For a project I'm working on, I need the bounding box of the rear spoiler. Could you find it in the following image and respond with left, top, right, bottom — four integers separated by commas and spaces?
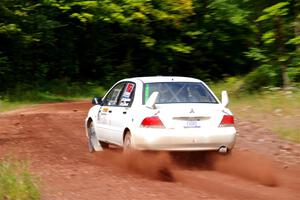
145, 92, 159, 109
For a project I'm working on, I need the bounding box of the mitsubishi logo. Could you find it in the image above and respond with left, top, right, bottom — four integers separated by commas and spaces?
190, 108, 195, 114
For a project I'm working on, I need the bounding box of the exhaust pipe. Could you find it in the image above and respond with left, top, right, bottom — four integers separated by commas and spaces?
218, 146, 228, 154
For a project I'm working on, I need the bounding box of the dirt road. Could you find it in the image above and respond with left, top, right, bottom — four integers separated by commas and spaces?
0, 101, 299, 200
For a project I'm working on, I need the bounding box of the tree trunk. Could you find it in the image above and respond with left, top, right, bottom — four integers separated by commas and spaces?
275, 17, 289, 88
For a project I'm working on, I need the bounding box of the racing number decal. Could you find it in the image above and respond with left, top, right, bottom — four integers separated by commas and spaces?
123, 83, 134, 98
120, 83, 135, 106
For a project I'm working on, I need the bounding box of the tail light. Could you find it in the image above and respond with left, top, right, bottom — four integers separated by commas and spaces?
141, 116, 165, 128
219, 115, 234, 127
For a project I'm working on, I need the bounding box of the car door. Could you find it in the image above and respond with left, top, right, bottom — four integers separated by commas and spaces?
108, 82, 136, 145
95, 82, 126, 143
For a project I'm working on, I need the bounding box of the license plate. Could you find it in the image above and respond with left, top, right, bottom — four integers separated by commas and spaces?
184, 121, 200, 128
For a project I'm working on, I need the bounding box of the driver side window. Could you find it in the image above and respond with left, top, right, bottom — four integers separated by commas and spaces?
103, 83, 125, 106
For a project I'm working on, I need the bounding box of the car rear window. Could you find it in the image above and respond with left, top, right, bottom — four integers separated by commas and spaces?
143, 82, 218, 104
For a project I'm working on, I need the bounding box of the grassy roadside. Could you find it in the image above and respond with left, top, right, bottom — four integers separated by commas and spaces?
0, 101, 34, 113
0, 81, 106, 112
230, 91, 300, 143
0, 159, 40, 199
210, 78, 300, 143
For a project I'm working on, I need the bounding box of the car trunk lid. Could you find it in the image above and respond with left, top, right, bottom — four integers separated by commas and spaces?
155, 104, 226, 129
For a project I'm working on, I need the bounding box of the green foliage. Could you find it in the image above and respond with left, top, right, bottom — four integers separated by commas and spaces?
249, 0, 299, 88
245, 48, 269, 62
0, 0, 299, 94
71, 12, 94, 23
256, 2, 290, 22
287, 66, 300, 82
166, 43, 194, 54
0, 159, 40, 200
262, 31, 275, 44
287, 36, 300, 45
0, 23, 21, 34
241, 64, 280, 92
207, 0, 250, 25
209, 76, 244, 97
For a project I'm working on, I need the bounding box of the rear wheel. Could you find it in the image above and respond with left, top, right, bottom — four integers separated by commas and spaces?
100, 141, 109, 149
123, 131, 133, 152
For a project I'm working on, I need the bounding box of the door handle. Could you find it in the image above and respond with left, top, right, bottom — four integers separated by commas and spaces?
108, 110, 112, 113
123, 111, 127, 114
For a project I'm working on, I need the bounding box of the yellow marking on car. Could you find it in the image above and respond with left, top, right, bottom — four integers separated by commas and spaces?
102, 107, 109, 112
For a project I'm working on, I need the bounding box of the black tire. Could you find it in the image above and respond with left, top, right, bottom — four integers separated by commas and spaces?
123, 131, 132, 152
100, 141, 109, 149
87, 121, 109, 152
87, 121, 96, 153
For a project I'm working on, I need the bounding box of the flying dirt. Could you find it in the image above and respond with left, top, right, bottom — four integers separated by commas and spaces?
0, 101, 299, 200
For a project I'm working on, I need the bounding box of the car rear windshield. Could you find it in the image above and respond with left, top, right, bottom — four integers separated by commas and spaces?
143, 82, 218, 104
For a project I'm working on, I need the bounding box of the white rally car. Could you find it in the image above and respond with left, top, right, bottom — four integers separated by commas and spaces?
85, 76, 236, 153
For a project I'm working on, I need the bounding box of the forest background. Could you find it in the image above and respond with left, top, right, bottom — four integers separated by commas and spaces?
0, 0, 299, 98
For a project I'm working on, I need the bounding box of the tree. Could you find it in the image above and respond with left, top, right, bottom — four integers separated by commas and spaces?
0, 0, 299, 94
246, 1, 300, 89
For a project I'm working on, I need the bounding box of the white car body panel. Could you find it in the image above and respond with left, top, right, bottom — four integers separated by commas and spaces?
130, 127, 236, 151
85, 76, 237, 152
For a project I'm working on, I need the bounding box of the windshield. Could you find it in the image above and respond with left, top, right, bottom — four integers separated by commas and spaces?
143, 82, 218, 104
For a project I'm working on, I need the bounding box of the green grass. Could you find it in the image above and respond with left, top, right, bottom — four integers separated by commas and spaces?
0, 101, 34, 113
0, 159, 40, 200
210, 78, 300, 143
0, 81, 106, 112
274, 128, 300, 143
230, 91, 300, 143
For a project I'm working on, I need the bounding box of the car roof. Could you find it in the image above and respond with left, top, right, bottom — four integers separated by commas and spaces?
121, 76, 202, 83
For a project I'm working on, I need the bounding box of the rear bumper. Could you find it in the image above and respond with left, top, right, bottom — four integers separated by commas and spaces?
130, 127, 236, 151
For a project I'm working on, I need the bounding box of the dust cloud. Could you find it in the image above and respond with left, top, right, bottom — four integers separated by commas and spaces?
212, 150, 279, 186
171, 150, 279, 187
95, 149, 279, 186
96, 150, 175, 182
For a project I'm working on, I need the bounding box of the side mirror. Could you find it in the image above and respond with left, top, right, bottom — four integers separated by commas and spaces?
92, 97, 102, 105
221, 90, 229, 107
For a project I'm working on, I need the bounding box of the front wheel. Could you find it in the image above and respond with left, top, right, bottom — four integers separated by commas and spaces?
87, 121, 108, 152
